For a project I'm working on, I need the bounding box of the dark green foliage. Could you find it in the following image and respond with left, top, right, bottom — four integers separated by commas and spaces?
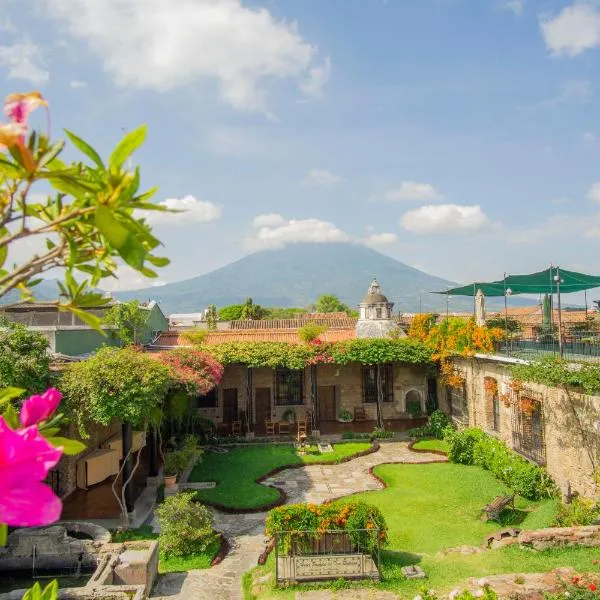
554, 497, 600, 527
155, 493, 218, 558
408, 409, 452, 439
0, 323, 51, 393
103, 300, 148, 345
315, 294, 351, 314
371, 427, 394, 439
485, 317, 522, 332
218, 304, 244, 321
406, 399, 422, 417
445, 428, 556, 500
511, 357, 600, 395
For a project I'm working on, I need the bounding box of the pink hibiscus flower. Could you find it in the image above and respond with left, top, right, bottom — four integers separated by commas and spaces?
0, 417, 63, 527
20, 388, 62, 427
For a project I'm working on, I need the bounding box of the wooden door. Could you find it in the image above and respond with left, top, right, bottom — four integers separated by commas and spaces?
318, 386, 336, 422
255, 388, 271, 434
222, 388, 238, 424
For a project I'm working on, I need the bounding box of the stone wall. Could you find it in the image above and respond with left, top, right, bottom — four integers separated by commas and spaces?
198, 362, 429, 428
446, 356, 600, 497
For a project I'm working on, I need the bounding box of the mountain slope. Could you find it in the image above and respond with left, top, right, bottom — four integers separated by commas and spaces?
113, 243, 509, 314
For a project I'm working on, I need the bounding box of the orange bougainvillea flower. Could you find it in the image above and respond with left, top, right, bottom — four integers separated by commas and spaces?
4, 91, 47, 126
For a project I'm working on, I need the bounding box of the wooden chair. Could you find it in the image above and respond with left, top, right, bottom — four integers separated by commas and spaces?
297, 420, 307, 437
278, 421, 291, 436
354, 406, 366, 422
231, 420, 242, 436
265, 420, 276, 436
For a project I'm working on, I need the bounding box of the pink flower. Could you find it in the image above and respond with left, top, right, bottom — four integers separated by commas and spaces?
4, 91, 47, 126
0, 417, 63, 526
20, 388, 62, 427
0, 121, 26, 152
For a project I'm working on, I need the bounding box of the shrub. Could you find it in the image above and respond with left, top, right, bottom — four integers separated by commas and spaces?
164, 450, 189, 477
406, 399, 422, 417
341, 431, 356, 439
545, 574, 600, 599
338, 409, 353, 422
445, 428, 556, 500
554, 497, 600, 527
409, 409, 452, 439
266, 501, 388, 555
155, 493, 218, 558
179, 435, 202, 465
371, 427, 394, 439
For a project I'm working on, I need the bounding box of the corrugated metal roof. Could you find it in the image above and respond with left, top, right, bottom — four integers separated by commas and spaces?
154, 328, 356, 347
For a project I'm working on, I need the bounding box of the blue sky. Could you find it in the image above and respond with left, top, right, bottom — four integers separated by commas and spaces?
2, 0, 600, 302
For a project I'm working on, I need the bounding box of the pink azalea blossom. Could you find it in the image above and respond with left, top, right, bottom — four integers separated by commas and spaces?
20, 388, 62, 427
0, 416, 63, 527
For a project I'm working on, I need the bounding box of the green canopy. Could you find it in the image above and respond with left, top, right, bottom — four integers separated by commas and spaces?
435, 267, 600, 297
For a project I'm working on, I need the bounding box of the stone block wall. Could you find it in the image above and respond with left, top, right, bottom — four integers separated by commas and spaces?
447, 356, 600, 497
198, 362, 429, 428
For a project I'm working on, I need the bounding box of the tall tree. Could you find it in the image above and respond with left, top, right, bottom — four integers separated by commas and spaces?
205, 304, 218, 330
103, 300, 149, 345
241, 297, 266, 320
315, 294, 350, 314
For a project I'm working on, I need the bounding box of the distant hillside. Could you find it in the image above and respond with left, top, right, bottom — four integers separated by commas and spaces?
113, 243, 527, 315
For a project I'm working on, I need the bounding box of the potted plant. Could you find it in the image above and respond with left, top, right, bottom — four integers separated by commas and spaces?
164, 450, 187, 488
282, 408, 296, 423
338, 408, 353, 423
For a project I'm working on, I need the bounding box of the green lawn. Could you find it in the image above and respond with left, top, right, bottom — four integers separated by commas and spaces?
243, 462, 575, 599
111, 526, 220, 573
189, 442, 372, 510
412, 438, 449, 453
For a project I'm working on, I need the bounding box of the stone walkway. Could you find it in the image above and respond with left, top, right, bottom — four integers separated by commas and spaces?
151, 442, 446, 600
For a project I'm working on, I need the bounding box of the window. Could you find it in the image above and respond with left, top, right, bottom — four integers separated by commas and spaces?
362, 365, 394, 403
197, 387, 217, 408
275, 369, 304, 405
512, 393, 546, 465
405, 389, 423, 415
447, 385, 468, 425
492, 396, 500, 432
376, 307, 382, 319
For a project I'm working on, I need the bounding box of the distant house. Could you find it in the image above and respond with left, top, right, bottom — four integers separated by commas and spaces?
0, 300, 168, 357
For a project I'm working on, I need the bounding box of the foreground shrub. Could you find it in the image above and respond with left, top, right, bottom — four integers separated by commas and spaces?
445, 428, 555, 500
266, 501, 388, 554
155, 493, 218, 557
371, 427, 394, 439
554, 497, 600, 527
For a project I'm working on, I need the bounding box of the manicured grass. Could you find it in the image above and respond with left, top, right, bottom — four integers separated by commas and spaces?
189, 442, 372, 510
412, 438, 449, 453
111, 526, 219, 573
243, 462, 570, 599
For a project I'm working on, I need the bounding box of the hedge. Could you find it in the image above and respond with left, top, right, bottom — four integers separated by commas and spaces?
444, 428, 556, 500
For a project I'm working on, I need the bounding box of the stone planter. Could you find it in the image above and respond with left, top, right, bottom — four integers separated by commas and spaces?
164, 474, 177, 488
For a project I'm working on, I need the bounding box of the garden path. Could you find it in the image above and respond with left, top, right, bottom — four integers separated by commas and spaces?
150, 441, 446, 600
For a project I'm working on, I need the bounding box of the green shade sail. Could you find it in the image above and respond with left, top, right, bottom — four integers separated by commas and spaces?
435, 267, 600, 297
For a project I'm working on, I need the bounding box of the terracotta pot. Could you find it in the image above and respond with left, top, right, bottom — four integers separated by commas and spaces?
164, 474, 177, 488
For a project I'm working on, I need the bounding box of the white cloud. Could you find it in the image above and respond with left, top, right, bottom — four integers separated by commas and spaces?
45, 0, 330, 111
586, 182, 600, 203
300, 57, 332, 98
400, 204, 488, 234
143, 195, 221, 225
69, 79, 87, 89
552, 196, 572, 205
540, 4, 600, 57
253, 213, 285, 227
0, 16, 16, 33
505, 0, 524, 16
249, 215, 350, 249
364, 232, 398, 246
376, 181, 443, 202
583, 131, 596, 142
304, 168, 341, 187
0, 41, 49, 85
505, 211, 600, 243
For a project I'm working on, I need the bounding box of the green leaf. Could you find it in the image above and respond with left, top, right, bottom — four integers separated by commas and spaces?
41, 580, 59, 600
119, 235, 147, 270
110, 124, 147, 170
2, 403, 19, 429
133, 186, 158, 203
95, 206, 129, 247
48, 175, 95, 197
0, 155, 23, 178
0, 227, 7, 269
46, 437, 86, 456
37, 140, 65, 170
147, 255, 170, 268
40, 427, 60, 437
0, 523, 6, 546
64, 129, 105, 170
64, 306, 107, 334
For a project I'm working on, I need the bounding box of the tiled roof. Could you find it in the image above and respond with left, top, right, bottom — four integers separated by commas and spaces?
153, 328, 356, 347
230, 316, 357, 330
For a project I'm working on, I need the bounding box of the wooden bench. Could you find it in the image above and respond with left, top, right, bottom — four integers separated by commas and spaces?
482, 493, 515, 522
